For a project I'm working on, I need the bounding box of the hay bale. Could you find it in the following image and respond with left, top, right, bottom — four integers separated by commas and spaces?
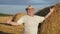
0, 23, 24, 34
0, 13, 25, 34
0, 16, 13, 23
40, 3, 60, 34
12, 13, 25, 22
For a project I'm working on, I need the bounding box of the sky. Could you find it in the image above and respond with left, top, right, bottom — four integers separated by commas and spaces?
0, 0, 60, 5
0, 0, 60, 14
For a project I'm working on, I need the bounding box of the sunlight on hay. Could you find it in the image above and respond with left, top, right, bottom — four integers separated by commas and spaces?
12, 13, 25, 22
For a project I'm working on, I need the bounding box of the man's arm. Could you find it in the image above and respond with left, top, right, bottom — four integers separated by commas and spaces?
7, 19, 20, 26
45, 8, 55, 19
7, 16, 24, 26
9, 22, 20, 26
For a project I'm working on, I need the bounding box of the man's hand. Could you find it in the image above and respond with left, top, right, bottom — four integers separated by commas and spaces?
45, 7, 55, 19
50, 7, 55, 12
7, 19, 12, 24
6, 19, 19, 26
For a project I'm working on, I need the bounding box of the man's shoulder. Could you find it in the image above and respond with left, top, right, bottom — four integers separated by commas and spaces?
21, 15, 28, 18
34, 15, 45, 19
34, 15, 44, 18
34, 15, 45, 22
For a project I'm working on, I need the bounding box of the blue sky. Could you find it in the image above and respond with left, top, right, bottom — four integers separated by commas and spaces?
0, 0, 60, 14
0, 0, 60, 5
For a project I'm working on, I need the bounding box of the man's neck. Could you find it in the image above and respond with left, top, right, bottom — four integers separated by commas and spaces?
28, 14, 34, 17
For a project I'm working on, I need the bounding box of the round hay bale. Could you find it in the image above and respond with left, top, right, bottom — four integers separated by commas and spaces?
40, 3, 60, 34
12, 13, 25, 22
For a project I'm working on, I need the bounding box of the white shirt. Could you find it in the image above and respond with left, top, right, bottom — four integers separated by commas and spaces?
17, 15, 45, 34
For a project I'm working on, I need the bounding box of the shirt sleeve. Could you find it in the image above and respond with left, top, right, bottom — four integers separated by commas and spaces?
38, 16, 45, 23
17, 17, 24, 24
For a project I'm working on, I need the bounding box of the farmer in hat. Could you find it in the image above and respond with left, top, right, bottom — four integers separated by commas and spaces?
7, 5, 55, 34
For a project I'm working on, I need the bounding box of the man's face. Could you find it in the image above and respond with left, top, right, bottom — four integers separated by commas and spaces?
27, 8, 34, 15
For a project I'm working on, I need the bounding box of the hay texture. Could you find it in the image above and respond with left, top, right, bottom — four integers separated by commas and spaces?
40, 3, 60, 34
12, 13, 25, 22
0, 13, 25, 34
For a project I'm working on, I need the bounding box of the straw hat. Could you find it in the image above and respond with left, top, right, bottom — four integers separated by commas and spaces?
25, 5, 34, 10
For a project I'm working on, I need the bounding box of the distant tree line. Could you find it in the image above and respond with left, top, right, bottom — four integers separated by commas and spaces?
0, 13, 13, 16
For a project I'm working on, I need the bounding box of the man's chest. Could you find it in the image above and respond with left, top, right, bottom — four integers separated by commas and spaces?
24, 17, 39, 26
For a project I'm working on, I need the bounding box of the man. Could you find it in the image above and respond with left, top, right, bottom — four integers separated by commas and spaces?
7, 5, 55, 34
